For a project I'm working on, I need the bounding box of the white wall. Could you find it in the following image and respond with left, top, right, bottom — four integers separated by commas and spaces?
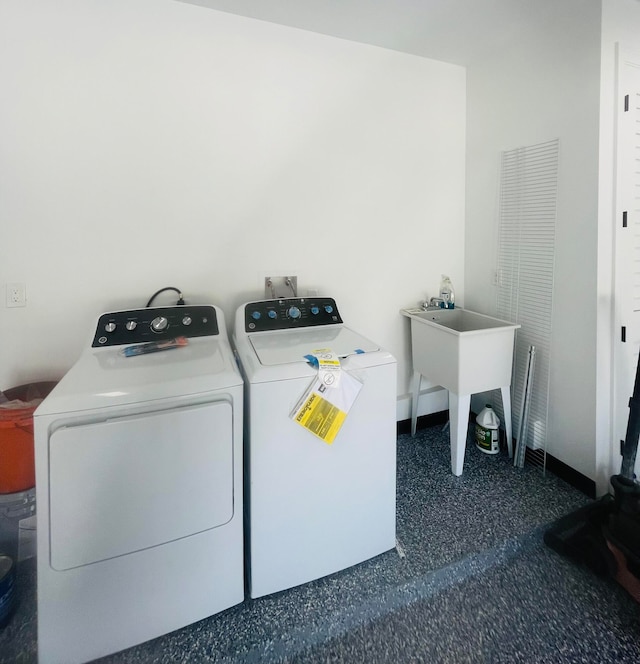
464, 1, 602, 481
0, 0, 465, 418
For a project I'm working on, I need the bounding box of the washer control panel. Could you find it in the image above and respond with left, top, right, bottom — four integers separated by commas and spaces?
92, 305, 219, 347
244, 297, 342, 332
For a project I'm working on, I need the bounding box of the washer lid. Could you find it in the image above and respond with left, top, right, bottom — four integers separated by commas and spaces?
249, 326, 379, 366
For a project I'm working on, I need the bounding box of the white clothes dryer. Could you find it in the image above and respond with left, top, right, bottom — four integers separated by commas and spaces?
234, 297, 397, 599
34, 305, 243, 664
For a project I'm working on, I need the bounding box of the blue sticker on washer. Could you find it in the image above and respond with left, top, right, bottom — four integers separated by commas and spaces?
304, 354, 319, 367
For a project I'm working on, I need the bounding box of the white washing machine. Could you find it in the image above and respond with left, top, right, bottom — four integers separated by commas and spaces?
234, 297, 397, 599
34, 305, 244, 664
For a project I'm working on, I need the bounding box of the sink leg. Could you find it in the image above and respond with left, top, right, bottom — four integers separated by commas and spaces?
449, 392, 471, 476
500, 385, 513, 458
410, 371, 421, 437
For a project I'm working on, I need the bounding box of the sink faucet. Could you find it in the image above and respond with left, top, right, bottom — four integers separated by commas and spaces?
422, 297, 444, 311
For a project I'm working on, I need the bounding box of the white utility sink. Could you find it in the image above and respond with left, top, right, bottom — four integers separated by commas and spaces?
401, 307, 520, 475
406, 308, 515, 333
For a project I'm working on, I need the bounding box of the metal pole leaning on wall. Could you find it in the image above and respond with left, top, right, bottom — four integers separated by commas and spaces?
514, 345, 536, 469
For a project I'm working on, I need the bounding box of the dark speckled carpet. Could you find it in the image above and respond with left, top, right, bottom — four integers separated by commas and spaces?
2, 424, 639, 663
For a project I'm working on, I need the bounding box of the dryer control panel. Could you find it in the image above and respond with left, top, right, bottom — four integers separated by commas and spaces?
92, 305, 219, 347
244, 297, 342, 332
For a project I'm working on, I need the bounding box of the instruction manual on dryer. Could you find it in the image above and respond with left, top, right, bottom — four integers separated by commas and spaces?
290, 350, 363, 444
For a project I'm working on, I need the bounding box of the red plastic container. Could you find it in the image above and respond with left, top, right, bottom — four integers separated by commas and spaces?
0, 382, 57, 494
0, 407, 37, 493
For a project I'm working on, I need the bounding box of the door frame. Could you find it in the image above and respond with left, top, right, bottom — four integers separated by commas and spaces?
611, 44, 640, 484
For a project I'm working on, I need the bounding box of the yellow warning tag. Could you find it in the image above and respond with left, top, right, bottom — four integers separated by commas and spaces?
291, 365, 363, 445
294, 390, 347, 445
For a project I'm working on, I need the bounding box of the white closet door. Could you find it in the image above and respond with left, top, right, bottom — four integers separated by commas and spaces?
614, 49, 640, 480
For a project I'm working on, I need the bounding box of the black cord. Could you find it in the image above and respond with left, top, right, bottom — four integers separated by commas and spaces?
145, 287, 185, 308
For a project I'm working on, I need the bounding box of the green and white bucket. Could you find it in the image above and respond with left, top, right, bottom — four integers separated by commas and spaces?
475, 404, 500, 455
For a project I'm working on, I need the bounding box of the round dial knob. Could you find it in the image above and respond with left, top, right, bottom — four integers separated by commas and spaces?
151, 316, 168, 332
310, 306, 320, 315
251, 311, 261, 320
126, 321, 137, 331
287, 306, 301, 319
267, 310, 277, 319
105, 322, 116, 333
182, 315, 192, 326
324, 305, 334, 314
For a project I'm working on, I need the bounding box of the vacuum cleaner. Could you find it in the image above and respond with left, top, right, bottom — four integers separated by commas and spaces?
544, 351, 640, 602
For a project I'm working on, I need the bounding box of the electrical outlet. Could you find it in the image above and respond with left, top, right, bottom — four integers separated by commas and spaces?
6, 282, 26, 308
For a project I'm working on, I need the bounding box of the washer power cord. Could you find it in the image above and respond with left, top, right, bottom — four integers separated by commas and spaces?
145, 287, 185, 308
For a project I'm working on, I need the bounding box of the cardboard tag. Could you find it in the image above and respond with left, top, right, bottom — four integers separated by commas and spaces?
291, 351, 362, 445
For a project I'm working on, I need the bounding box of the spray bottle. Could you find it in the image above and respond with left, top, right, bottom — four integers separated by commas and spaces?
439, 275, 455, 309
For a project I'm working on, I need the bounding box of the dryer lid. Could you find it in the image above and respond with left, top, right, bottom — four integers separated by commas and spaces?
249, 326, 379, 366
35, 336, 241, 415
